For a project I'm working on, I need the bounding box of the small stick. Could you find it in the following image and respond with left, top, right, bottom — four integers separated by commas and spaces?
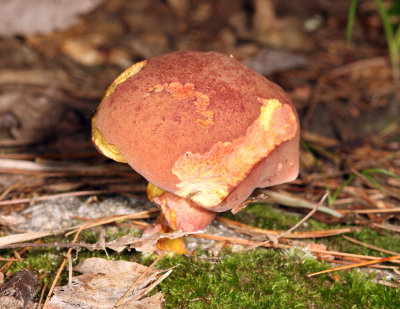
42, 228, 82, 308
307, 254, 400, 278
13, 250, 23, 262
66, 209, 159, 236
343, 235, 400, 256
0, 242, 97, 250
260, 189, 342, 217
323, 258, 399, 270
191, 233, 263, 247
0, 189, 140, 207
272, 192, 328, 238
0, 257, 19, 262
68, 254, 73, 285
0, 176, 35, 201
0, 241, 40, 273
216, 216, 354, 238
341, 208, 400, 214
130, 268, 173, 302
245, 192, 328, 250
370, 222, 400, 233
36, 282, 48, 309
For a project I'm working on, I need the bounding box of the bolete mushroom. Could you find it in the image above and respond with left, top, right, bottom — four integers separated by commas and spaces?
92, 50, 299, 234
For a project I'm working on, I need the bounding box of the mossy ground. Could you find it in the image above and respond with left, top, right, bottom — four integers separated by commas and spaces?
157, 249, 400, 309
1, 203, 400, 308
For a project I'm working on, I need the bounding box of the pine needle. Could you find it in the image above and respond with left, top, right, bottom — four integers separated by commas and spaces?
307, 254, 400, 277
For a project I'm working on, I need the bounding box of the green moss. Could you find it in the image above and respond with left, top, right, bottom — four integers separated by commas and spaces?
227, 203, 400, 256
1, 203, 399, 308
156, 249, 400, 308
222, 202, 339, 231
321, 228, 400, 259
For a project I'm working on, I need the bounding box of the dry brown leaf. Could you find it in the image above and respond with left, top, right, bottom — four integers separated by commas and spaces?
48, 257, 168, 309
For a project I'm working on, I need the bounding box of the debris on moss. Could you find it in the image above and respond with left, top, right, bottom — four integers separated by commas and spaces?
1, 202, 400, 308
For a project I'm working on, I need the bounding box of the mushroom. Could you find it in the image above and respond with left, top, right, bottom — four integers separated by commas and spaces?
92, 50, 299, 234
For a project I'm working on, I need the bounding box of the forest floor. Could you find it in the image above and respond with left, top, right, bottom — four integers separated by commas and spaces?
0, 0, 399, 308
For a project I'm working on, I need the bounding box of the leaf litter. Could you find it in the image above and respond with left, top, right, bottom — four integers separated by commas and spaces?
47, 257, 169, 309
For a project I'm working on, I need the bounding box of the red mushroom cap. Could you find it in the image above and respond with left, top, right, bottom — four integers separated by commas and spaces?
92, 50, 299, 212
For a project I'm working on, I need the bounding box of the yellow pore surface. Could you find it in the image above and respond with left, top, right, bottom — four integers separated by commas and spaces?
172, 98, 298, 208
147, 182, 166, 200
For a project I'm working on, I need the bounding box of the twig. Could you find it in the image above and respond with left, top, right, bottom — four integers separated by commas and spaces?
0, 189, 143, 207
370, 222, 400, 233
191, 233, 266, 247
308, 248, 400, 264
278, 192, 328, 238
66, 209, 159, 236
307, 254, 400, 278
0, 257, 19, 261
216, 216, 356, 238
260, 189, 342, 218
0, 239, 122, 251
245, 192, 328, 250
68, 255, 73, 285
0, 231, 66, 248
0, 241, 40, 273
0, 138, 41, 147
0, 152, 101, 160
377, 280, 400, 288
341, 207, 400, 214
343, 235, 400, 255
0, 158, 134, 176
0, 176, 36, 201
323, 258, 399, 269
13, 250, 23, 262
0, 209, 159, 248
130, 268, 173, 302
36, 282, 48, 309
43, 228, 82, 308
191, 233, 400, 263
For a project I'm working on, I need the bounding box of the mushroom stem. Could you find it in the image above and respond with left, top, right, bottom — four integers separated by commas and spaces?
147, 183, 216, 232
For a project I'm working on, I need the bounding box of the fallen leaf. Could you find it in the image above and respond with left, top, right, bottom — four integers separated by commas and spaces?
48, 257, 168, 309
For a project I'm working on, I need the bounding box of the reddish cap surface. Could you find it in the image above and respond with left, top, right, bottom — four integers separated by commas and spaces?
92, 50, 299, 211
